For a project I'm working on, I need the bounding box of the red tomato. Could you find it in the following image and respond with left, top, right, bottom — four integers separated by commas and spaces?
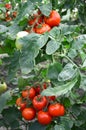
22, 90, 29, 98
44, 10, 61, 27
35, 86, 41, 95
5, 3, 12, 10
59, 104, 65, 116
22, 108, 36, 120
35, 23, 51, 34
22, 87, 36, 99
37, 111, 52, 125
32, 95, 47, 111
48, 96, 56, 101
16, 97, 26, 111
29, 87, 36, 99
43, 82, 47, 89
48, 103, 65, 117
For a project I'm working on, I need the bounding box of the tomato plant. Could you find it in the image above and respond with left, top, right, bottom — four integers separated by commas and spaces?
0, 0, 86, 130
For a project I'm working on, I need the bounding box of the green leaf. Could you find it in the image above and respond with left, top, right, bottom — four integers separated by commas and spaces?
46, 39, 61, 55
68, 48, 77, 59
29, 121, 47, 130
42, 78, 77, 96
8, 24, 23, 40
80, 74, 86, 91
82, 59, 86, 68
49, 27, 63, 41
2, 106, 21, 126
19, 34, 40, 74
58, 63, 78, 81
7, 51, 20, 81
79, 50, 86, 62
0, 90, 11, 113
60, 116, 73, 130
59, 24, 79, 35
39, 3, 52, 16
0, 25, 8, 34
37, 33, 48, 48
47, 62, 62, 80
54, 124, 65, 130
15, 1, 34, 24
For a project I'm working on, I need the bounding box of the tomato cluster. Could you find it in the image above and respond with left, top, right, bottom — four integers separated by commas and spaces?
16, 83, 65, 125
25, 10, 61, 34
4, 3, 17, 22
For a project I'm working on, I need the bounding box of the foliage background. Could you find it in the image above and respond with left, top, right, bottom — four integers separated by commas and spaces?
0, 0, 86, 130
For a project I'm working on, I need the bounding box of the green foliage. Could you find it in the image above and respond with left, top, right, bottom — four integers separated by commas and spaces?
0, 0, 86, 130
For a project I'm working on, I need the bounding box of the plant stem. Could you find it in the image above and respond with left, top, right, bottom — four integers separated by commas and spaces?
63, 55, 79, 69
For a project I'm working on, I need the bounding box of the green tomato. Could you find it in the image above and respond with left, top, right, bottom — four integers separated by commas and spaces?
0, 82, 7, 94
15, 31, 28, 50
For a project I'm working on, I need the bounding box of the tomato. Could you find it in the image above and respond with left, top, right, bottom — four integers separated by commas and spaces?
22, 87, 36, 100
12, 11, 17, 17
22, 90, 29, 98
35, 86, 41, 95
28, 10, 43, 26
5, 17, 12, 21
48, 103, 65, 117
37, 111, 52, 125
59, 104, 65, 116
43, 82, 47, 89
29, 87, 36, 99
44, 10, 61, 27
35, 23, 51, 34
48, 96, 56, 101
16, 97, 26, 111
32, 95, 47, 111
22, 108, 36, 120
5, 3, 12, 10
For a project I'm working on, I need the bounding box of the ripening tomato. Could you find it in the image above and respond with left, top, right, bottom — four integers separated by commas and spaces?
29, 87, 36, 99
32, 95, 47, 111
22, 108, 36, 120
22, 87, 36, 100
5, 17, 12, 21
12, 11, 17, 17
22, 90, 29, 98
16, 97, 26, 111
35, 23, 51, 34
48, 103, 65, 117
44, 10, 61, 27
5, 3, 12, 10
37, 111, 52, 125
